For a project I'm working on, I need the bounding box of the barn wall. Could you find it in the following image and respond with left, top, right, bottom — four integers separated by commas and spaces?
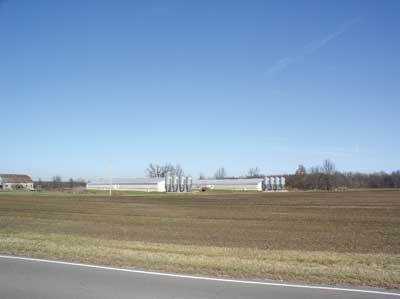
197, 184, 261, 191
87, 183, 161, 192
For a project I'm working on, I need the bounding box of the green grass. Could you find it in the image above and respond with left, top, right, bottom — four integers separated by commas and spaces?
0, 190, 399, 289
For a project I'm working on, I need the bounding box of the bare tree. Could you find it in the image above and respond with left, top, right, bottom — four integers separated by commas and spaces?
322, 159, 336, 175
36, 178, 42, 190
214, 167, 226, 179
308, 166, 323, 190
247, 167, 260, 177
162, 163, 175, 176
146, 163, 185, 177
174, 164, 184, 177
393, 171, 400, 188
146, 163, 164, 177
52, 175, 62, 189
295, 165, 306, 175
310, 166, 321, 174
321, 159, 336, 191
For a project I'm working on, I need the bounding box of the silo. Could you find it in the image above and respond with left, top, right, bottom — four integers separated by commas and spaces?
271, 177, 276, 191
281, 176, 286, 190
264, 177, 268, 191
165, 174, 172, 192
186, 176, 192, 192
276, 177, 282, 190
267, 177, 272, 191
172, 175, 179, 192
179, 176, 186, 192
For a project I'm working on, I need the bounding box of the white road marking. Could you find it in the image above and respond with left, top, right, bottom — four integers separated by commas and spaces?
0, 255, 399, 297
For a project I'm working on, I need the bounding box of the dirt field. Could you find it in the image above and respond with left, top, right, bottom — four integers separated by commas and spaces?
0, 190, 399, 289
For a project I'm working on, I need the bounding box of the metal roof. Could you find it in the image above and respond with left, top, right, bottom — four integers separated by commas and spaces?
88, 178, 165, 185
193, 178, 264, 185
0, 174, 33, 184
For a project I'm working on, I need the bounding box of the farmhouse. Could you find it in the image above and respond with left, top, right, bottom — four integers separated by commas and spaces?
0, 174, 34, 190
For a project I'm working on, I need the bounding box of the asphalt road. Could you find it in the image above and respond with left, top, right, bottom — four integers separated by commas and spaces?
0, 256, 399, 299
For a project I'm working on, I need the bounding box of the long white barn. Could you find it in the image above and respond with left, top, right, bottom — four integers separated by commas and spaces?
193, 177, 286, 191
87, 178, 166, 192
87, 176, 285, 192
193, 178, 264, 191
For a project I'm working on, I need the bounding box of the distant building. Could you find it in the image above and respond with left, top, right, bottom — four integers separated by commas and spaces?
87, 178, 167, 192
193, 177, 287, 191
87, 176, 193, 193
0, 174, 34, 190
87, 176, 288, 192
193, 178, 265, 191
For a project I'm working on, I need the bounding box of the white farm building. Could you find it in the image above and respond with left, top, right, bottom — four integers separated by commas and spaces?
193, 177, 286, 191
193, 178, 265, 191
0, 174, 34, 190
87, 178, 166, 192
86, 176, 285, 193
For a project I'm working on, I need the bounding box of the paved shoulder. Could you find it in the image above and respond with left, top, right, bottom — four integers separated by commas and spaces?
0, 256, 399, 299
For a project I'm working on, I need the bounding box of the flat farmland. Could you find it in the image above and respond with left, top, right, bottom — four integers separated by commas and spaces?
0, 190, 399, 289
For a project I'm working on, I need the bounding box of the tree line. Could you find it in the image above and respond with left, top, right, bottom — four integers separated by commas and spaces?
146, 163, 184, 178
146, 160, 400, 190
35, 176, 86, 190
286, 160, 400, 190
146, 163, 258, 180
33, 161, 400, 191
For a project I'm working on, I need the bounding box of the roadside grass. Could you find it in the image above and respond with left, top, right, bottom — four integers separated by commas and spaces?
1, 231, 399, 289
0, 191, 399, 289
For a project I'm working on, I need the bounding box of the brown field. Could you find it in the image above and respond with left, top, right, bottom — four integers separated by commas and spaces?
0, 190, 399, 289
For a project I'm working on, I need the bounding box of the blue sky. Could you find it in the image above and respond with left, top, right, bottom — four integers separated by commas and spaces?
0, 0, 399, 180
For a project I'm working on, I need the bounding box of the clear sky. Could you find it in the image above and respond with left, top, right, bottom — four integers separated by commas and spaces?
0, 0, 399, 180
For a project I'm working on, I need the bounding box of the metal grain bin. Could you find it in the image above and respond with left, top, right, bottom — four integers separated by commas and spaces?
281, 176, 286, 190
165, 174, 172, 192
172, 175, 179, 192
179, 176, 186, 192
186, 176, 192, 192
276, 177, 281, 190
